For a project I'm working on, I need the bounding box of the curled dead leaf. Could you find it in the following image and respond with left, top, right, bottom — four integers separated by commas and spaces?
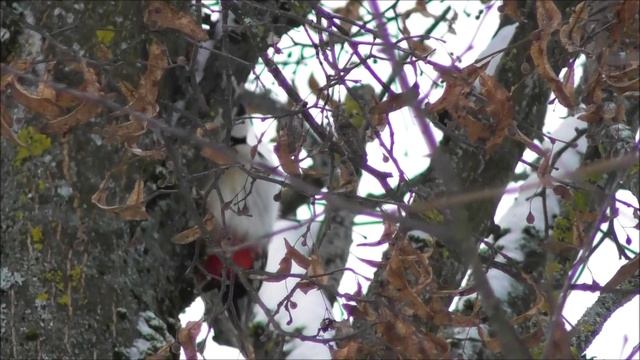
172, 214, 215, 244
332, 340, 361, 360
117, 80, 137, 104
427, 62, 484, 113
307, 254, 327, 285
285, 238, 310, 270
274, 127, 302, 176
177, 320, 203, 360
535, 151, 554, 188
1, 59, 30, 91
382, 242, 432, 320
333, 0, 361, 36
559, 2, 587, 53
604, 65, 640, 95
91, 177, 149, 221
264, 253, 292, 283
530, 1, 576, 109
401, 5, 434, 59
499, 0, 522, 22
477, 326, 502, 353
103, 119, 147, 144
335, 160, 358, 192
126, 142, 167, 160
611, 0, 640, 43
42, 62, 103, 134
1, 107, 25, 146
11, 82, 64, 120
144, 1, 208, 42
112, 39, 167, 125
372, 83, 419, 116
536, 1, 562, 32
308, 74, 339, 109
200, 144, 235, 165
478, 72, 513, 152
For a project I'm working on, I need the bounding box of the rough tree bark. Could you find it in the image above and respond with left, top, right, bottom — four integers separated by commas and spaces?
0, 1, 314, 359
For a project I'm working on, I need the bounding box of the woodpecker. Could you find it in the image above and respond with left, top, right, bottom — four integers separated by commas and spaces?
199, 117, 280, 312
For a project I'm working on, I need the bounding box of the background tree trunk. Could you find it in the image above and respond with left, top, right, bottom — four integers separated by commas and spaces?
1, 2, 195, 358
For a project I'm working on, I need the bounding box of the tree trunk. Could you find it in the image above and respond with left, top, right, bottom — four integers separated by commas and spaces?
1, 1, 314, 358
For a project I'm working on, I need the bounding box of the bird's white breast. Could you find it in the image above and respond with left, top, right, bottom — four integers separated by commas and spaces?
206, 145, 279, 245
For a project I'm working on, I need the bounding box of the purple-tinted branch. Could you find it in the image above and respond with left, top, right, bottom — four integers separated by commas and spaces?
627, 343, 640, 360
368, 0, 438, 154
314, 5, 389, 91
259, 53, 394, 192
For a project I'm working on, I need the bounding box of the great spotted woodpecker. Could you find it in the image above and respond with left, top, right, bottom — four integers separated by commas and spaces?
199, 117, 280, 311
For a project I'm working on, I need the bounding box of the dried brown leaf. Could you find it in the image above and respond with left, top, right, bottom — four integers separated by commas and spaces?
200, 144, 234, 165
117, 179, 150, 220
42, 63, 103, 134
536, 151, 554, 188
172, 214, 215, 244
307, 254, 327, 285
400, 22, 430, 58
577, 104, 602, 123
559, 2, 587, 53
113, 39, 167, 125
36, 78, 56, 101
1, 107, 24, 146
117, 80, 137, 104
413, 0, 435, 18
500, 0, 522, 22
274, 127, 301, 176
91, 177, 149, 221
562, 64, 576, 104
552, 184, 572, 200
611, 0, 640, 43
479, 72, 513, 152
177, 320, 203, 360
335, 160, 358, 192
454, 112, 491, 143
383, 245, 431, 320
372, 83, 419, 116
334, 0, 361, 36
428, 63, 483, 113
1, 59, 30, 91
530, 1, 576, 109
11, 82, 64, 120
144, 1, 208, 42
478, 326, 502, 353
126, 143, 167, 160
273, 255, 292, 278
530, 39, 576, 109
332, 340, 361, 360
536, 0, 562, 33
145, 343, 179, 360
297, 280, 317, 295
285, 238, 310, 270
95, 43, 113, 62
103, 120, 147, 144
308, 74, 339, 109
264, 244, 295, 283
605, 65, 640, 94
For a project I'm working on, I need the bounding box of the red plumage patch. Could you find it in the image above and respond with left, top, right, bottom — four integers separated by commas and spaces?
204, 248, 256, 279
